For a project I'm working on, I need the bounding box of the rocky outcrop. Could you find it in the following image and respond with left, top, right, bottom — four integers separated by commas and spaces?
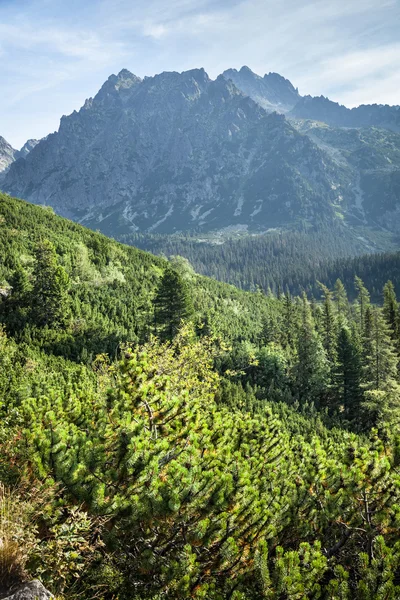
0, 581, 52, 600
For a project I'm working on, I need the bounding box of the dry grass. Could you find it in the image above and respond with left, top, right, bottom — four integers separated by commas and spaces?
0, 483, 37, 588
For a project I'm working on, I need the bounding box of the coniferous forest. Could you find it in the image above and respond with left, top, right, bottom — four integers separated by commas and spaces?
3, 192, 400, 599
121, 229, 400, 300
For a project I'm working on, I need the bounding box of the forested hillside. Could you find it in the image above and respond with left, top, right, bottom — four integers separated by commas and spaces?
2, 193, 400, 598
120, 226, 398, 297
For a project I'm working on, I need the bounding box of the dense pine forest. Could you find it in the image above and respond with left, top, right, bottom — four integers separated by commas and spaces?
122, 228, 400, 299
3, 192, 400, 598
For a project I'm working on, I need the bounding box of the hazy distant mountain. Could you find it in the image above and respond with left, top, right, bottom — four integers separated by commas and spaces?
290, 95, 400, 132
222, 67, 400, 133
2, 67, 400, 237
222, 66, 300, 113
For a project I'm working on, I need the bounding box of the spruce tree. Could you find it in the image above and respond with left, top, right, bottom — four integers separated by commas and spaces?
282, 291, 295, 349
0, 266, 31, 333
383, 281, 399, 345
363, 308, 398, 391
335, 326, 362, 420
154, 267, 194, 341
334, 278, 349, 323
32, 240, 70, 328
355, 276, 370, 332
362, 307, 400, 427
295, 295, 329, 406
319, 284, 338, 383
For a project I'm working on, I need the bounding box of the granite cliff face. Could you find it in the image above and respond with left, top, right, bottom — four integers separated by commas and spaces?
2, 67, 400, 235
18, 139, 40, 159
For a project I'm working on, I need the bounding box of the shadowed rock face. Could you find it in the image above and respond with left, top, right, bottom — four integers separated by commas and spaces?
0, 581, 52, 600
2, 67, 400, 236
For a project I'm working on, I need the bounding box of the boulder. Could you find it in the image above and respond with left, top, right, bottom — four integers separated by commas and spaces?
1, 581, 53, 600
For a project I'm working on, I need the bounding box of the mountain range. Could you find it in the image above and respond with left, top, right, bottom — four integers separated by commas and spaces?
1, 66, 400, 239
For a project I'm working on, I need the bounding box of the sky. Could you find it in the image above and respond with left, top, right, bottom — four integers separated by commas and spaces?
0, 0, 399, 148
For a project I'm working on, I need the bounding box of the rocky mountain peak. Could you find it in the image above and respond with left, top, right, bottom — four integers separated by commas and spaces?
222, 66, 299, 113
114, 69, 142, 91
93, 69, 142, 107
209, 74, 243, 100
3, 65, 400, 237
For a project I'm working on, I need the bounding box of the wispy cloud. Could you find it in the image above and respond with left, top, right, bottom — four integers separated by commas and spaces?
0, 0, 399, 147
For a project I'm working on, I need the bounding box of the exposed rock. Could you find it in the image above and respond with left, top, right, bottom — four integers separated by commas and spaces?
1, 68, 356, 235
0, 137, 17, 178
222, 66, 300, 113
1, 581, 53, 600
2, 67, 400, 236
0, 137, 41, 180
17, 140, 41, 159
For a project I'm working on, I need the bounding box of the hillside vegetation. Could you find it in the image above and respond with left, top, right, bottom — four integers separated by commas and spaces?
2, 193, 400, 598
120, 226, 399, 298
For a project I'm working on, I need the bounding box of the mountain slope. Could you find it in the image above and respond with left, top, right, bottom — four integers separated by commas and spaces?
0, 192, 276, 349
120, 224, 396, 295
2, 67, 400, 238
2, 69, 363, 236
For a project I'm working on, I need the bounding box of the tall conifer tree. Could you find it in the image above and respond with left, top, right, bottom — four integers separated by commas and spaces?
362, 307, 400, 427
334, 278, 349, 323
32, 240, 70, 328
336, 326, 362, 420
355, 276, 370, 332
383, 281, 399, 347
295, 295, 329, 406
154, 267, 194, 341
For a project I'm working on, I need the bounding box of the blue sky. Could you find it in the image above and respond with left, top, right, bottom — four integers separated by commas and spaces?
1, 0, 399, 148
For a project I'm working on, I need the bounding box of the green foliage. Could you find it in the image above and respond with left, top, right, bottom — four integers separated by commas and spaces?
31, 240, 71, 328
1, 194, 400, 598
120, 224, 393, 297
154, 267, 194, 341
